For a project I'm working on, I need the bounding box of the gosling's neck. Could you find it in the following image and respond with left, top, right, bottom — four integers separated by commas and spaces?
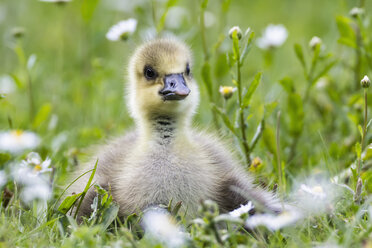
137, 113, 190, 146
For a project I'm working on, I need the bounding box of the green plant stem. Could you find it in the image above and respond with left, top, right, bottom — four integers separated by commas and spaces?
276, 111, 284, 201
358, 89, 368, 176
211, 222, 223, 245
26, 70, 34, 122
236, 56, 251, 165
354, 26, 362, 90
200, 2, 220, 130
200, 4, 209, 61
288, 52, 317, 163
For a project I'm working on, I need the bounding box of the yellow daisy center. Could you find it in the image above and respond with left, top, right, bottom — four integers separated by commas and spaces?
34, 165, 42, 171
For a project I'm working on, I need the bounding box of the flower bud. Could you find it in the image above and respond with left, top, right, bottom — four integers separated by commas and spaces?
361, 75, 370, 88
349, 7, 364, 18
309, 36, 322, 50
219, 86, 237, 100
354, 177, 363, 202
228, 26, 242, 40
11, 27, 25, 39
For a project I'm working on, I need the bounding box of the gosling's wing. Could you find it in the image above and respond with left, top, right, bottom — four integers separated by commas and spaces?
64, 131, 137, 218
191, 131, 280, 213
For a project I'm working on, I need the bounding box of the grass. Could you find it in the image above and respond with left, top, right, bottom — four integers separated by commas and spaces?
0, 0, 372, 247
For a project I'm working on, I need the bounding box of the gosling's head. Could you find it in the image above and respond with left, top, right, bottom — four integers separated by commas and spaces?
127, 39, 199, 123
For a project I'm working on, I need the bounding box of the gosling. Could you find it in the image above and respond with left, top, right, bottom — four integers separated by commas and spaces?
67, 38, 279, 218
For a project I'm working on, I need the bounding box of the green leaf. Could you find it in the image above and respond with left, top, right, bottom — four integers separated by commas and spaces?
157, 0, 178, 32
336, 16, 357, 48
264, 101, 278, 117
201, 62, 213, 97
311, 60, 337, 85
32, 103, 52, 129
294, 43, 307, 72
358, 125, 363, 138
58, 192, 83, 214
232, 33, 240, 61
200, 0, 208, 9
0, 153, 11, 167
74, 159, 99, 218
243, 72, 262, 108
250, 119, 265, 150
101, 203, 119, 230
94, 184, 107, 195
240, 31, 255, 65
212, 104, 237, 136
355, 142, 362, 158
287, 93, 304, 135
171, 201, 182, 216
279, 77, 295, 93
81, 0, 100, 22
263, 127, 277, 156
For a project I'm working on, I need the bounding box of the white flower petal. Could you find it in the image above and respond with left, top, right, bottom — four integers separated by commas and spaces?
229, 201, 254, 217
245, 208, 302, 231
106, 18, 137, 41
0, 75, 16, 94
0, 130, 41, 154
21, 183, 51, 203
142, 208, 186, 248
257, 24, 288, 50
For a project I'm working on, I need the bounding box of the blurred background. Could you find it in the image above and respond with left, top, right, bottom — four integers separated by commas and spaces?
0, 0, 371, 185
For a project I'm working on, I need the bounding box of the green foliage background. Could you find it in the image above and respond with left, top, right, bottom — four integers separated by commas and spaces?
0, 0, 372, 247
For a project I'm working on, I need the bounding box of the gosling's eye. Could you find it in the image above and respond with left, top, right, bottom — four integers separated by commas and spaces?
185, 63, 191, 76
144, 66, 157, 80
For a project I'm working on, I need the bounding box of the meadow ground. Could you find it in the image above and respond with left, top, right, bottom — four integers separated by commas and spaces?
0, 0, 371, 247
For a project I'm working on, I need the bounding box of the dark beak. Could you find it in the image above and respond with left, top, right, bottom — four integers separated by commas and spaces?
159, 73, 190, 101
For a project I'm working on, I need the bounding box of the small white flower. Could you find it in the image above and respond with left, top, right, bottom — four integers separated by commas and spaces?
293, 179, 340, 215
142, 208, 186, 248
361, 75, 370, 88
106, 18, 137, 41
229, 201, 254, 217
0, 170, 7, 188
219, 86, 237, 100
21, 183, 51, 203
245, 208, 302, 231
257, 24, 288, 50
228, 26, 242, 40
11, 163, 52, 203
0, 130, 41, 154
22, 152, 52, 175
300, 184, 327, 200
349, 7, 364, 18
0, 75, 16, 94
309, 36, 322, 49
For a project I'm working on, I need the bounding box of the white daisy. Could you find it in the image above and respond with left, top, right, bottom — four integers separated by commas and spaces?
245, 208, 302, 231
11, 163, 52, 203
299, 184, 326, 200
22, 152, 52, 175
0, 130, 41, 154
294, 179, 340, 215
142, 208, 186, 248
257, 24, 288, 50
106, 18, 137, 41
229, 201, 254, 218
0, 75, 16, 94
21, 182, 51, 203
